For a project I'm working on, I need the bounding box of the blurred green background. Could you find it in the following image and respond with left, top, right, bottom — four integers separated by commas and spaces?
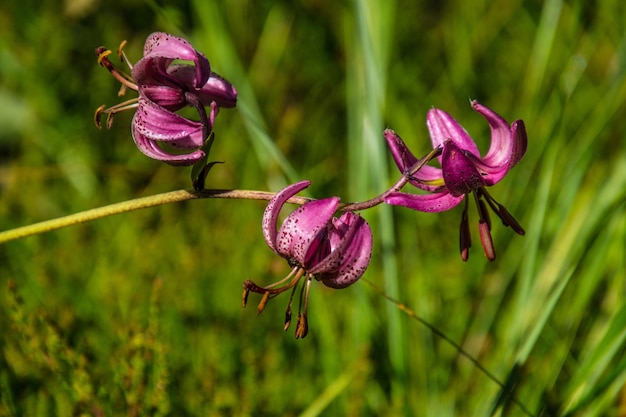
1, 0, 626, 416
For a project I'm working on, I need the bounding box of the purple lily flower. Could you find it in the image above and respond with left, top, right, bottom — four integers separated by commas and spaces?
243, 180, 373, 339
95, 32, 237, 166
132, 32, 237, 111
384, 100, 527, 261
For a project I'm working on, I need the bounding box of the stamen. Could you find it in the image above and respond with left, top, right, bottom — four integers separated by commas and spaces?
242, 268, 306, 318
117, 84, 128, 98
460, 197, 471, 262
477, 196, 492, 231
478, 221, 496, 261
283, 282, 300, 331
95, 47, 138, 91
242, 286, 250, 308
498, 205, 525, 235
284, 305, 292, 331
478, 188, 525, 235
93, 99, 139, 129
257, 292, 270, 314
96, 48, 112, 66
94, 105, 107, 128
294, 276, 312, 339
295, 313, 308, 339
264, 266, 301, 290
117, 40, 133, 69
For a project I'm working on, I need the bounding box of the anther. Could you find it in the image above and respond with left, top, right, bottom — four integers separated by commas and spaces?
94, 105, 106, 128
478, 220, 496, 261
295, 313, 308, 339
460, 198, 471, 262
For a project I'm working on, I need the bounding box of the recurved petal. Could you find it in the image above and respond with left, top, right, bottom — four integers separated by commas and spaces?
385, 190, 464, 213
474, 120, 528, 186
441, 140, 486, 196
384, 129, 443, 191
262, 180, 312, 254
472, 100, 517, 169
276, 197, 340, 264
165, 65, 238, 108
197, 73, 238, 108
509, 119, 527, 169
131, 121, 205, 166
384, 128, 418, 170
132, 98, 205, 148
427, 107, 480, 157
140, 32, 211, 88
131, 58, 169, 87
139, 85, 186, 110
317, 213, 373, 289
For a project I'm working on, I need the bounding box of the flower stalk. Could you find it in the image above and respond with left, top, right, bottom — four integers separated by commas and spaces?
0, 189, 313, 245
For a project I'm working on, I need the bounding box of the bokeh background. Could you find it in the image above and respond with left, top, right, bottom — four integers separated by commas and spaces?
1, 0, 626, 416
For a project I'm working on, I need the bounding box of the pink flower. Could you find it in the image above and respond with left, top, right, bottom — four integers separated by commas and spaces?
132, 32, 236, 111
244, 181, 373, 338
384, 100, 527, 261
95, 32, 237, 166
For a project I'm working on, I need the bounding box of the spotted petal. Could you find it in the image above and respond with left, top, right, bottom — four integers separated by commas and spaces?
132, 98, 205, 147
130, 131, 205, 166
137, 32, 211, 89
276, 197, 340, 265
385, 190, 464, 213
262, 180, 312, 254
315, 212, 373, 289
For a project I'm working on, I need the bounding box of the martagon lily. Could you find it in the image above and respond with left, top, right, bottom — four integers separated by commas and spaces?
243, 180, 373, 339
384, 100, 527, 261
95, 32, 237, 166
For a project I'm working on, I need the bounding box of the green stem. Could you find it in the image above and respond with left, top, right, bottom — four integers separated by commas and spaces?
0, 144, 442, 245
363, 278, 535, 417
0, 188, 313, 245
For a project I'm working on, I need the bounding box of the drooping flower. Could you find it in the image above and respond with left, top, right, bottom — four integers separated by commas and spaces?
384, 100, 527, 261
95, 32, 237, 166
243, 180, 373, 339
131, 32, 237, 111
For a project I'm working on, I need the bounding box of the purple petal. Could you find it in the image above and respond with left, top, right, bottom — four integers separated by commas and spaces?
384, 129, 443, 191
441, 140, 486, 196
427, 108, 480, 157
509, 119, 527, 169
139, 85, 186, 110
130, 121, 205, 166
141, 32, 211, 88
317, 213, 373, 289
385, 190, 464, 212
306, 213, 355, 276
132, 98, 205, 148
469, 102, 527, 185
276, 197, 340, 264
131, 58, 169, 87
197, 73, 238, 108
472, 100, 514, 167
262, 181, 312, 254
165, 66, 238, 108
